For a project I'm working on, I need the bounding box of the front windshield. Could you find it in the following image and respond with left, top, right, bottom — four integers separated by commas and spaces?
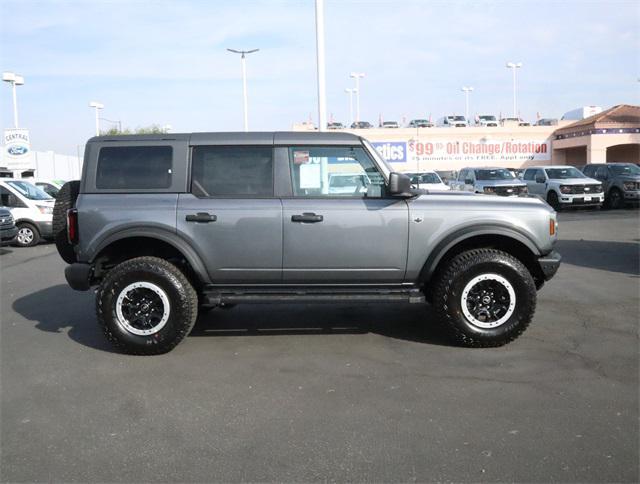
475, 169, 515, 180
452, 116, 466, 121
480, 115, 496, 121
420, 173, 442, 184
7, 181, 53, 200
545, 167, 585, 179
609, 164, 640, 176
414, 120, 428, 124
362, 139, 391, 179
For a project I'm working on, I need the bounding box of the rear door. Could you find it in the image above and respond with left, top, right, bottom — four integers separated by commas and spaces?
176, 143, 282, 283
280, 144, 409, 283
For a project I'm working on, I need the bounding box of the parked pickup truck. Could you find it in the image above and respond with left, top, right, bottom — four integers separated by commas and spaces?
581, 163, 640, 209
523, 166, 603, 210
52, 132, 560, 354
450, 167, 528, 196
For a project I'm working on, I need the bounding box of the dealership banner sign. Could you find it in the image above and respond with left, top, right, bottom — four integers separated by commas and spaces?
408, 139, 551, 163
3, 128, 33, 170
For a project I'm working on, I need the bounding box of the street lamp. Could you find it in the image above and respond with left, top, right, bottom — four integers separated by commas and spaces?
506, 62, 523, 118
461, 86, 474, 120
89, 101, 104, 136
344, 88, 357, 126
315, 0, 327, 131
350, 72, 365, 122
227, 48, 259, 131
2, 72, 25, 128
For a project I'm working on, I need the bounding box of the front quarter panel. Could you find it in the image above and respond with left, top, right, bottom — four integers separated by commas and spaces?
405, 194, 556, 281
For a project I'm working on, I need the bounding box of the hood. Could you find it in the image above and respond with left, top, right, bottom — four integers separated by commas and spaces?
475, 179, 526, 187
618, 175, 640, 183
552, 177, 601, 185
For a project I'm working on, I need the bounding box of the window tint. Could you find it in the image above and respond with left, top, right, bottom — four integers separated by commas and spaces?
595, 166, 608, 179
191, 146, 273, 197
523, 169, 534, 181
97, 146, 172, 189
0, 186, 24, 207
582, 165, 595, 176
288, 146, 385, 198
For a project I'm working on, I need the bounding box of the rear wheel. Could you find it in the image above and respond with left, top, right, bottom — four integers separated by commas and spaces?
96, 256, 198, 355
53, 181, 80, 263
432, 248, 537, 347
14, 222, 40, 247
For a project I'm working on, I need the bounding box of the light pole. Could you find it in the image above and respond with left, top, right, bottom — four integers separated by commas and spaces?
461, 86, 474, 120
315, 0, 327, 131
227, 48, 259, 132
506, 62, 522, 118
344, 88, 356, 126
2, 72, 25, 128
89, 101, 104, 136
350, 72, 365, 122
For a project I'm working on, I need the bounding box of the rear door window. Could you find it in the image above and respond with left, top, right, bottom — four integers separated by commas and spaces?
96, 146, 172, 189
191, 146, 273, 197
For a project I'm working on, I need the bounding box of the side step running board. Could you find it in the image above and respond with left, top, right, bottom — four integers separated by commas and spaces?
201, 286, 425, 306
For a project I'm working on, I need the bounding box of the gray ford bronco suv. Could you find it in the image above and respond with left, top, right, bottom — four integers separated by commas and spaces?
53, 132, 560, 354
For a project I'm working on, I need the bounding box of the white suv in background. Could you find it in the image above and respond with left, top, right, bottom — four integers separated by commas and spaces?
0, 179, 55, 247
523, 166, 604, 210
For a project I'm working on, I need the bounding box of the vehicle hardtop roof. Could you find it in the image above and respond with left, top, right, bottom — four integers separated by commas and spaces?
87, 131, 362, 146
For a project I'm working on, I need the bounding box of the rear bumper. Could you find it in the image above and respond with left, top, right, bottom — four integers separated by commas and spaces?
538, 251, 562, 281
64, 263, 93, 291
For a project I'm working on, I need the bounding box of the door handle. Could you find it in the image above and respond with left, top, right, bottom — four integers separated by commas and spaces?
185, 212, 217, 223
291, 212, 323, 223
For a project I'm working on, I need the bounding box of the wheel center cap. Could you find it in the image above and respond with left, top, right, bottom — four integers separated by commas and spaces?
482, 295, 492, 305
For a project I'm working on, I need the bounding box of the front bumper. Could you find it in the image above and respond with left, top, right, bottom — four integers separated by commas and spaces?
559, 193, 604, 205
0, 226, 18, 243
623, 190, 640, 201
36, 220, 53, 238
538, 251, 562, 281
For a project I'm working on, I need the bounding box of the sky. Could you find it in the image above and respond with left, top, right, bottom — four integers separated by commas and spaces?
0, 0, 639, 155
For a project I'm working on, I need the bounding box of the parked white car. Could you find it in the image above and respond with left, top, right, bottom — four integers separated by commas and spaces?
522, 166, 604, 210
328, 173, 371, 195
407, 171, 451, 191
475, 114, 499, 127
0, 179, 55, 247
437, 115, 469, 127
27, 178, 66, 198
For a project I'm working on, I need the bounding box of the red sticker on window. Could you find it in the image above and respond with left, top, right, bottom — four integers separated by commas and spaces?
293, 151, 310, 164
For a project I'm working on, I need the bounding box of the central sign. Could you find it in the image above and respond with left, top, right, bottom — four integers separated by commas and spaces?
3, 128, 33, 170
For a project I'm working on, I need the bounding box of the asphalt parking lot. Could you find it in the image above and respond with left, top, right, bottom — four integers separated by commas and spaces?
1, 209, 638, 483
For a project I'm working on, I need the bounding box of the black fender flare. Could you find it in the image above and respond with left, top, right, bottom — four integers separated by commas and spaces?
420, 223, 542, 282
90, 227, 211, 284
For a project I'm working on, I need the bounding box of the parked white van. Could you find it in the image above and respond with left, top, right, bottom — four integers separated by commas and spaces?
0, 179, 55, 247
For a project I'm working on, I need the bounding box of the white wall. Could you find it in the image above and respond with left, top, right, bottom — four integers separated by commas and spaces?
0, 148, 83, 180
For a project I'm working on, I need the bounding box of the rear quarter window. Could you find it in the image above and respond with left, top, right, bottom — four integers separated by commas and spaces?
96, 146, 173, 189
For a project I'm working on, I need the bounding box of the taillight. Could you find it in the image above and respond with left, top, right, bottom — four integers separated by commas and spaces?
67, 209, 78, 244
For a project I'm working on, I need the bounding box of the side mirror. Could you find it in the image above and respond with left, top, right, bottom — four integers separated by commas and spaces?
535, 176, 545, 184
465, 178, 473, 185
388, 172, 412, 196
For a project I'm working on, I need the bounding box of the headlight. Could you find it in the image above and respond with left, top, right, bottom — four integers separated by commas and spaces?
559, 185, 572, 194
37, 205, 53, 215
623, 182, 636, 191
483, 187, 496, 194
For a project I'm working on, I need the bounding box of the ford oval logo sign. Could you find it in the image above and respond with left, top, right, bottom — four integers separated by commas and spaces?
7, 145, 28, 156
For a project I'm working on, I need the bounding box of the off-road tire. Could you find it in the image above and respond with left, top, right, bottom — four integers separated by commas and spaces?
432, 248, 537, 347
14, 222, 40, 247
606, 187, 623, 210
547, 191, 560, 211
96, 256, 198, 355
53, 180, 80, 263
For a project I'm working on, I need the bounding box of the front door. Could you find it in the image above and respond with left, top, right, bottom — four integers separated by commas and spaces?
177, 145, 282, 283
281, 145, 409, 284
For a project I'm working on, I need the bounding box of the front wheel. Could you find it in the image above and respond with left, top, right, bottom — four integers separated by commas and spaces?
547, 191, 561, 211
432, 248, 537, 347
14, 222, 40, 247
96, 256, 198, 355
606, 188, 623, 209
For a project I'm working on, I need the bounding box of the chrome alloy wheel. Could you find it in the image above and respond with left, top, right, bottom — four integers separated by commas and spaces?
115, 281, 170, 336
461, 274, 516, 328
16, 227, 34, 245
